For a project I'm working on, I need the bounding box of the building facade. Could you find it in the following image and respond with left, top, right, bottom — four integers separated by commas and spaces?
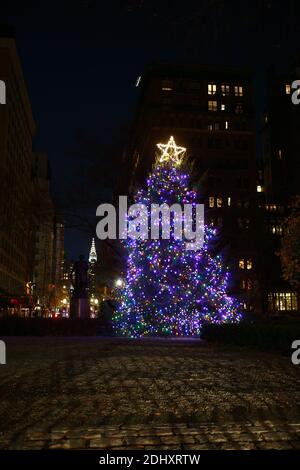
122, 62, 261, 313
0, 30, 36, 306
32, 153, 55, 308
260, 62, 300, 313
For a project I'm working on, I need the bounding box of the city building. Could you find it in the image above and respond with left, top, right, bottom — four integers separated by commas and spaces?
260, 61, 300, 313
0, 27, 36, 310
122, 62, 261, 312
32, 153, 55, 309
51, 216, 65, 309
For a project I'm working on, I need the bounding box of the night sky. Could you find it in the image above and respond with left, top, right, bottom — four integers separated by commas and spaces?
2, 0, 300, 261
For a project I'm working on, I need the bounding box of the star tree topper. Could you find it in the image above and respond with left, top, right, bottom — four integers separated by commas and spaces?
156, 136, 186, 166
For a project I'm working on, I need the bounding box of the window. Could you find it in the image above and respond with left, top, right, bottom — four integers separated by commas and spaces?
241, 279, 252, 290
271, 225, 283, 236
257, 185, 264, 193
246, 259, 252, 270
214, 122, 220, 130
278, 149, 282, 160
221, 84, 230, 96
217, 197, 222, 208
209, 197, 215, 208
207, 123, 213, 131
239, 259, 252, 270
227, 196, 231, 206
208, 83, 217, 95
235, 103, 243, 114
268, 292, 298, 311
285, 84, 291, 95
162, 79, 173, 91
225, 121, 229, 130
189, 81, 201, 90
234, 85, 243, 96
208, 100, 217, 111
221, 103, 226, 111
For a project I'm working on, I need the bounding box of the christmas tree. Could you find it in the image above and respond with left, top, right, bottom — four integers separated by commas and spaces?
113, 136, 241, 337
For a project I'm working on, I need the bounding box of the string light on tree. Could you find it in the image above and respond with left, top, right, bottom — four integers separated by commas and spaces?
157, 135, 186, 166
113, 136, 241, 337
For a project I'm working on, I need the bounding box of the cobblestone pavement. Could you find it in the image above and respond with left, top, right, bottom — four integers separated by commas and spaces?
0, 337, 300, 449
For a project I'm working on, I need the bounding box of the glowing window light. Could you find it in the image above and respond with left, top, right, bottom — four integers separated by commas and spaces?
209, 197, 215, 208
239, 259, 245, 269
208, 100, 217, 111
208, 83, 217, 95
216, 198, 222, 208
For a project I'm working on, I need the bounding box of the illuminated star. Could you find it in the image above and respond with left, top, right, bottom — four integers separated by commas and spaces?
157, 136, 186, 166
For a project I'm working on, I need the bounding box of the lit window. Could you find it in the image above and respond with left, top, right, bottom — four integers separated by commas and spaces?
207, 123, 213, 131
208, 83, 217, 95
235, 103, 243, 114
221, 84, 230, 96
227, 196, 231, 206
239, 259, 245, 269
285, 84, 291, 95
217, 197, 222, 208
208, 100, 217, 111
234, 85, 243, 96
271, 225, 283, 236
162, 80, 173, 91
246, 259, 252, 270
247, 280, 253, 290
225, 121, 229, 130
209, 197, 215, 208
278, 149, 282, 160
268, 292, 298, 311
257, 185, 264, 193
221, 104, 226, 111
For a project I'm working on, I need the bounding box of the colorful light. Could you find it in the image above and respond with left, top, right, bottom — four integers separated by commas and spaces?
113, 137, 242, 337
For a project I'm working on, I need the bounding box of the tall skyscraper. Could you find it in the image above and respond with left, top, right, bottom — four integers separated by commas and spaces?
89, 238, 97, 264
32, 153, 55, 308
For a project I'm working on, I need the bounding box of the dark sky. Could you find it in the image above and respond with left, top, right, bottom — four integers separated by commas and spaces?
2, 0, 300, 260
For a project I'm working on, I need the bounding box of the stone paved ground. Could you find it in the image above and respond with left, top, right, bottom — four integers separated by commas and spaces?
0, 336, 300, 449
